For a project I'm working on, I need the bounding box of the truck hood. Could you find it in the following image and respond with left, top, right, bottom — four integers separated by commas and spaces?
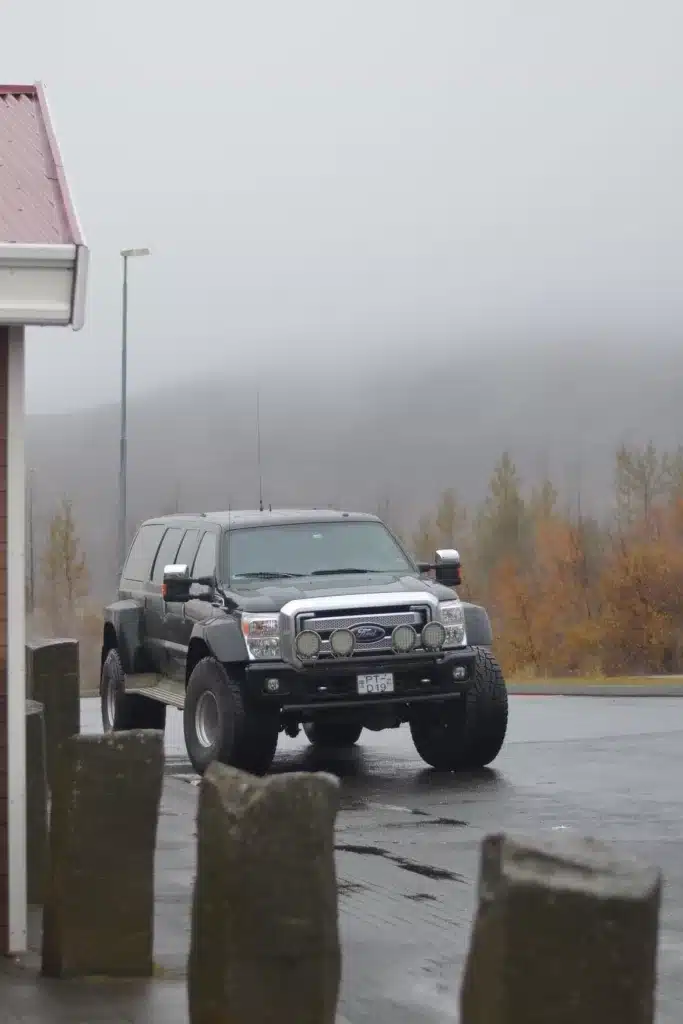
225, 572, 458, 613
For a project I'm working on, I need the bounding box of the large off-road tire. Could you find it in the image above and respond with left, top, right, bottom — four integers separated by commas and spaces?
303, 721, 363, 748
409, 647, 508, 771
100, 648, 167, 732
183, 657, 279, 776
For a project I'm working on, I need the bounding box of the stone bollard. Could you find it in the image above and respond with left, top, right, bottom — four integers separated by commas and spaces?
460, 833, 662, 1024
26, 639, 80, 793
25, 700, 48, 905
42, 730, 164, 978
188, 763, 341, 1024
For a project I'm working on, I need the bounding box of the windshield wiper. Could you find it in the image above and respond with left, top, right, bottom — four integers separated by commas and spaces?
311, 568, 389, 575
233, 571, 305, 580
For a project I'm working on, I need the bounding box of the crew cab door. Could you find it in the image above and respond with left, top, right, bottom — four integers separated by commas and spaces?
165, 529, 220, 682
163, 526, 202, 683
145, 526, 184, 674
118, 522, 166, 673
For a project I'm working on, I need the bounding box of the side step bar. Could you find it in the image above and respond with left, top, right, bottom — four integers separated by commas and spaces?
127, 674, 185, 710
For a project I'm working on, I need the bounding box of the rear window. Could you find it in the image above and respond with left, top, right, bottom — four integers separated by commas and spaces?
122, 524, 166, 582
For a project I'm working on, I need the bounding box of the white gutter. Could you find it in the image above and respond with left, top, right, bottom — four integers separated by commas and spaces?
70, 243, 89, 331
0, 242, 88, 328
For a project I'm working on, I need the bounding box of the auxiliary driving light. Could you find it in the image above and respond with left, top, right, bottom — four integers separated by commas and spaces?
392, 624, 418, 654
329, 628, 355, 658
422, 621, 447, 651
295, 629, 322, 660
265, 677, 281, 693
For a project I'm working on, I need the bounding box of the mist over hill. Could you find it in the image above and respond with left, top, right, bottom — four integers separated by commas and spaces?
27, 330, 683, 599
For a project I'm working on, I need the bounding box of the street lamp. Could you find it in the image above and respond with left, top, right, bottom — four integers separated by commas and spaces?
118, 247, 151, 574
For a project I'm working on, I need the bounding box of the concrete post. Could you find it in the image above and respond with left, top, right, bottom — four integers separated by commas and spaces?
42, 730, 164, 978
25, 700, 48, 906
460, 833, 662, 1024
188, 763, 341, 1024
26, 639, 80, 793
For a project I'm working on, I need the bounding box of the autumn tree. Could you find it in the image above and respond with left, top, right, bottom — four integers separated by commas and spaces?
474, 452, 531, 575
434, 488, 468, 547
411, 513, 439, 562
375, 495, 405, 542
41, 498, 89, 635
615, 441, 671, 528
529, 478, 558, 522
410, 489, 469, 568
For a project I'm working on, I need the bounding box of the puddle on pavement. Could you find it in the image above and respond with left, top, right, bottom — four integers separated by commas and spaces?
338, 880, 369, 895
335, 843, 464, 882
385, 815, 468, 828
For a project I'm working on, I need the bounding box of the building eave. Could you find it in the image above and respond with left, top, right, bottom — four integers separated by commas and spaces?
0, 242, 88, 328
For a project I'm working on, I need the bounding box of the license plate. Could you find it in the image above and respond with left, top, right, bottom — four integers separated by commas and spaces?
357, 673, 394, 695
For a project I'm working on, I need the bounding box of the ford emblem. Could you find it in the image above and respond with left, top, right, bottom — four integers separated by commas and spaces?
351, 623, 386, 644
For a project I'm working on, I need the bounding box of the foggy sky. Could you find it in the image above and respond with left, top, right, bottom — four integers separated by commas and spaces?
5, 1, 683, 415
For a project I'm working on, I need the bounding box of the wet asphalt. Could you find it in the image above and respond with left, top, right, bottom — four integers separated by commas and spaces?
73, 697, 683, 1022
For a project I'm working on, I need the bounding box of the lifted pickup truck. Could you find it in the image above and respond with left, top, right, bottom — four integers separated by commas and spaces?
101, 508, 508, 775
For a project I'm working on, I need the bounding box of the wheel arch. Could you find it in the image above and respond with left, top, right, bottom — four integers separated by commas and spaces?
187, 620, 249, 685
101, 621, 118, 671
461, 602, 494, 647
103, 599, 146, 673
186, 637, 212, 685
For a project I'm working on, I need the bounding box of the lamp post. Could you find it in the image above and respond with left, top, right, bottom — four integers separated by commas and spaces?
118, 247, 150, 574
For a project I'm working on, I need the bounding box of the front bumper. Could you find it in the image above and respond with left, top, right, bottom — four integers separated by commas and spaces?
242, 647, 477, 712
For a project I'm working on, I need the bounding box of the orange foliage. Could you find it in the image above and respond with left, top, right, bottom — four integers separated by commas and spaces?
488, 516, 602, 678
484, 498, 683, 678
599, 508, 683, 674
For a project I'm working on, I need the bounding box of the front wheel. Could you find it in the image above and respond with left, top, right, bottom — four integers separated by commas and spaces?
303, 721, 363, 748
409, 648, 508, 771
183, 657, 279, 776
100, 648, 167, 732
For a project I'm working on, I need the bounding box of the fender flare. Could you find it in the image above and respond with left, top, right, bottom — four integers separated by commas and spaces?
103, 600, 146, 674
461, 602, 493, 647
190, 618, 249, 665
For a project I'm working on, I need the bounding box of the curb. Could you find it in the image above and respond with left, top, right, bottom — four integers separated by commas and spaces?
82, 685, 683, 699
508, 683, 683, 697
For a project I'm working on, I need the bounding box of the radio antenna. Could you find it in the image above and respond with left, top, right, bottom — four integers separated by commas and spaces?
256, 389, 264, 512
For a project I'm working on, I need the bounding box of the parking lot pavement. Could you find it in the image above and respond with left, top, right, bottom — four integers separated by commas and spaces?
60, 697, 683, 1022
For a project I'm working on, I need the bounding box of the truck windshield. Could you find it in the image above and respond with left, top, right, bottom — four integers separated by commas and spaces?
223, 521, 414, 581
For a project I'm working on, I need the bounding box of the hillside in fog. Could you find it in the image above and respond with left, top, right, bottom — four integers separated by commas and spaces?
26, 332, 683, 598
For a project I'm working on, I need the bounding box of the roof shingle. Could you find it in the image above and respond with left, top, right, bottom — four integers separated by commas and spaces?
0, 84, 82, 245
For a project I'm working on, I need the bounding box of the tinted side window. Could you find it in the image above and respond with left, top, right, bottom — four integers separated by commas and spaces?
192, 532, 217, 580
123, 524, 166, 582
151, 527, 185, 583
175, 529, 200, 570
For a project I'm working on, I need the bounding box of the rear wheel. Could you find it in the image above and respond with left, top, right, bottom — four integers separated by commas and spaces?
409, 647, 508, 771
303, 721, 363, 748
184, 657, 279, 776
100, 648, 167, 732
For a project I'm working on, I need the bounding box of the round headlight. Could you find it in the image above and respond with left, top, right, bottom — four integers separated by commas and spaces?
422, 621, 447, 651
295, 629, 321, 660
392, 624, 418, 654
329, 628, 355, 658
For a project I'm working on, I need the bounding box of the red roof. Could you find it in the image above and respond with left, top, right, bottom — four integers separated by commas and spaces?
0, 83, 83, 245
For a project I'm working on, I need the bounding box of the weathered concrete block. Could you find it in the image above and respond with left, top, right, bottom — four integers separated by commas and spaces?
26, 639, 80, 792
188, 763, 341, 1024
42, 730, 164, 978
25, 700, 48, 906
460, 832, 662, 1024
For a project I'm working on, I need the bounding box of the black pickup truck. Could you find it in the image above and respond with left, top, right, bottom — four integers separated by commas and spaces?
100, 508, 508, 775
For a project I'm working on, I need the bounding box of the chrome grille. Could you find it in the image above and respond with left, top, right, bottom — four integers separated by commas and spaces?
303, 611, 420, 633
296, 606, 430, 657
